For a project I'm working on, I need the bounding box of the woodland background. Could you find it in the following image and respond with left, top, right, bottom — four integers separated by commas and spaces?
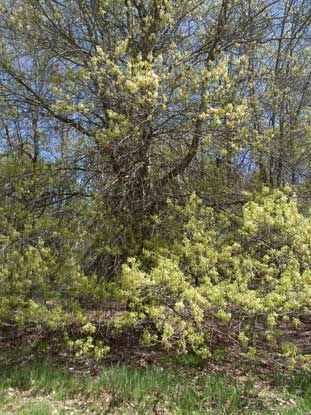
1, 0, 311, 368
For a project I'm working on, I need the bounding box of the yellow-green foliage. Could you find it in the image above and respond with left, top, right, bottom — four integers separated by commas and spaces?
117, 189, 311, 364
0, 157, 104, 343
1, 156, 311, 365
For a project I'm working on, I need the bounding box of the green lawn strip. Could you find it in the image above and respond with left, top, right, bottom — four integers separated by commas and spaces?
0, 358, 310, 414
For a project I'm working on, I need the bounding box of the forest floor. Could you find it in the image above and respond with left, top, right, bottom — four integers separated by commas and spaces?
1, 341, 311, 415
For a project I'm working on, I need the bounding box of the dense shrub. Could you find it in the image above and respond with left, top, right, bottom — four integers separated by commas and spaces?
1, 169, 311, 366
116, 189, 311, 366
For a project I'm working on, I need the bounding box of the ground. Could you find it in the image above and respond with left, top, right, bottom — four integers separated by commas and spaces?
1, 345, 311, 415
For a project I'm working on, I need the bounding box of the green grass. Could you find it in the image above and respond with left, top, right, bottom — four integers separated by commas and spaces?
0, 356, 311, 414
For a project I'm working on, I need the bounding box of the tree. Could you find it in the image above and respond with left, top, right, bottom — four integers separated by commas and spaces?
1, 0, 311, 364
0, 0, 271, 211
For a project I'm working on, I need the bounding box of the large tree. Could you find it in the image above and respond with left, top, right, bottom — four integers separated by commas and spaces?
1, 0, 311, 276
0, 1, 269, 208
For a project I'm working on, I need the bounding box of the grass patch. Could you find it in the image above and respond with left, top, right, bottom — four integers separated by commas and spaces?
0, 355, 310, 414
0, 360, 82, 398
18, 402, 53, 415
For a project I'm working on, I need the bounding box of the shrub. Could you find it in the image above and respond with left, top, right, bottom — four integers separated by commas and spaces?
116, 189, 311, 366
